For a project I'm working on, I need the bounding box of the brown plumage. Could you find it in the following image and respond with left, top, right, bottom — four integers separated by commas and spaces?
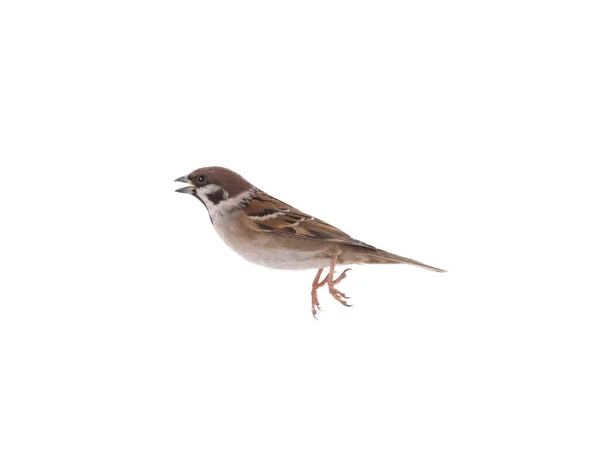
175, 166, 445, 317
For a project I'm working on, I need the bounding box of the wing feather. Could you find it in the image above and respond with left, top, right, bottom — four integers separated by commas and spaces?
242, 191, 377, 250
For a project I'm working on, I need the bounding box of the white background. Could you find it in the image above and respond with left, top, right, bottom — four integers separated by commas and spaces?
1, 1, 599, 450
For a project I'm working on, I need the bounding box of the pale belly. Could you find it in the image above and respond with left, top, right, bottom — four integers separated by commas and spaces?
228, 243, 331, 270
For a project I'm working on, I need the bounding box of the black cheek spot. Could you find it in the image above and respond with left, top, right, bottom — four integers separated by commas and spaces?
207, 190, 226, 205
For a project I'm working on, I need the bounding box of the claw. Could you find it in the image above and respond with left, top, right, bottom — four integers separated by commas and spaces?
336, 299, 351, 307
331, 288, 349, 299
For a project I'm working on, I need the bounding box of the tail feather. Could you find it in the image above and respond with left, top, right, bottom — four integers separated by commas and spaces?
365, 250, 446, 272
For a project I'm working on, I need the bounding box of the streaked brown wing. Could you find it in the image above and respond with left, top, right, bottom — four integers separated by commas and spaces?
242, 191, 377, 250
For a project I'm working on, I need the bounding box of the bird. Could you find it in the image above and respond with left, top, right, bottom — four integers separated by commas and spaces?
175, 167, 445, 317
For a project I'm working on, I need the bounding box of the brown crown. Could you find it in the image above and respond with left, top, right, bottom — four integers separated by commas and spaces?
188, 166, 254, 197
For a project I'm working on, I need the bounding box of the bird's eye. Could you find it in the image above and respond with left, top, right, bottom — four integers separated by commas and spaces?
196, 175, 207, 185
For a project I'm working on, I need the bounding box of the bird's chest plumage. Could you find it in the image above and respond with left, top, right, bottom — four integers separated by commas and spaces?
210, 212, 331, 270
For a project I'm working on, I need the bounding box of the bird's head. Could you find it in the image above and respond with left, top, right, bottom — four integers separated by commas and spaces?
174, 167, 254, 212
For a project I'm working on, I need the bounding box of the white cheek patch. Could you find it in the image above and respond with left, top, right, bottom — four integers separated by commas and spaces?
207, 188, 256, 218
196, 184, 221, 198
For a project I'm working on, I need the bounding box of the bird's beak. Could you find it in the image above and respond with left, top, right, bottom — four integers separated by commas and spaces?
174, 175, 195, 194
175, 186, 195, 194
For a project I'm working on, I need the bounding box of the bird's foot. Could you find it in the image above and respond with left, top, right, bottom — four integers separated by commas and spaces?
328, 268, 352, 307
328, 285, 352, 307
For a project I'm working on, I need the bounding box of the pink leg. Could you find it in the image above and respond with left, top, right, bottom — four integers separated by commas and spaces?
311, 268, 328, 318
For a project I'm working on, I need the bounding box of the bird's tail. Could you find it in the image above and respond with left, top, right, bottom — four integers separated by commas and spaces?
363, 249, 446, 272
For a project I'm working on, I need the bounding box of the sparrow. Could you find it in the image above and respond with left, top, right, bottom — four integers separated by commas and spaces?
175, 167, 445, 317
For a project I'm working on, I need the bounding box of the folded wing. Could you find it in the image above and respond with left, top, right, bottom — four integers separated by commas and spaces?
242, 191, 377, 250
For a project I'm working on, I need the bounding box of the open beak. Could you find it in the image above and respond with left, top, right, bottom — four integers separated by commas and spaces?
174, 175, 195, 194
